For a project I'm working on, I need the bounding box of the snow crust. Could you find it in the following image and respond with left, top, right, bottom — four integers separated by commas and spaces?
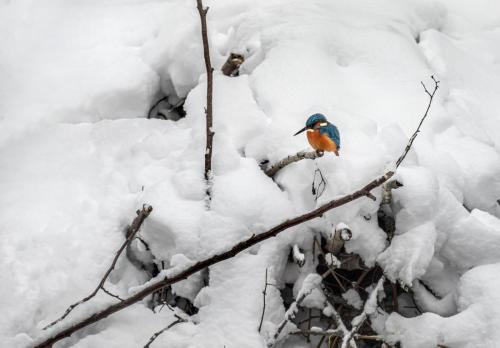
1, 0, 500, 347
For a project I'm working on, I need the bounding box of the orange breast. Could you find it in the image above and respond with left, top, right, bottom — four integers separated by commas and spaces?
307, 130, 339, 155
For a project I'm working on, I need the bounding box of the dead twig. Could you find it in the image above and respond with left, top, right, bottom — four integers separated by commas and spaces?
33, 77, 438, 348
196, 0, 215, 191
143, 315, 186, 348
396, 75, 439, 168
265, 150, 323, 177
289, 328, 342, 337
258, 268, 270, 332
312, 167, 327, 201
43, 204, 153, 330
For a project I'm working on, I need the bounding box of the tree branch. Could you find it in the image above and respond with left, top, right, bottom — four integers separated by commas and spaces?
268, 271, 331, 347
196, 0, 214, 187
265, 150, 323, 177
32, 77, 438, 348
42, 204, 153, 330
396, 76, 439, 167
143, 315, 186, 348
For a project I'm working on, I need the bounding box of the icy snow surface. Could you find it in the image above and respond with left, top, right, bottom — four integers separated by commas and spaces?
1, 0, 500, 347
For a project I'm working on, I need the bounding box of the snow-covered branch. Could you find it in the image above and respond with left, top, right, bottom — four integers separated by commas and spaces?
264, 150, 323, 177
268, 273, 323, 347
340, 276, 386, 348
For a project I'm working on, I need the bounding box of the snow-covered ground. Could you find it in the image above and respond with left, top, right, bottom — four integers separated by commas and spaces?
1, 0, 500, 347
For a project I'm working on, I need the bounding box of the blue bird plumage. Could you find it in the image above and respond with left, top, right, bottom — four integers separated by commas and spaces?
295, 113, 341, 155
320, 122, 341, 149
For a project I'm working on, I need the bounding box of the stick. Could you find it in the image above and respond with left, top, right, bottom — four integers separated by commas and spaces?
143, 315, 185, 348
196, 0, 215, 186
258, 269, 269, 332
33, 77, 438, 348
43, 204, 153, 330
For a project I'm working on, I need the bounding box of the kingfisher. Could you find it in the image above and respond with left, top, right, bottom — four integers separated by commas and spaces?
294, 113, 340, 156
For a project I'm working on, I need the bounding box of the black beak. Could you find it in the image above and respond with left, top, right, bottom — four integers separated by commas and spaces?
294, 126, 307, 136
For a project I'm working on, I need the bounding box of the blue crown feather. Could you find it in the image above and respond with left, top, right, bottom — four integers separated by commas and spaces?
306, 113, 327, 127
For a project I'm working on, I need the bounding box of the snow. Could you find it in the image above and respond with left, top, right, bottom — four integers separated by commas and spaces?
1, 0, 500, 347
377, 222, 437, 286
342, 289, 363, 310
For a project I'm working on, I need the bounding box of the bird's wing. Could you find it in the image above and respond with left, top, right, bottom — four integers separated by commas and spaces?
321, 123, 340, 148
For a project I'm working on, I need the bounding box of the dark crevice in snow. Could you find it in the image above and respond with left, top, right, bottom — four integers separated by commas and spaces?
279, 283, 295, 311
417, 279, 442, 300
152, 286, 199, 316
147, 93, 186, 121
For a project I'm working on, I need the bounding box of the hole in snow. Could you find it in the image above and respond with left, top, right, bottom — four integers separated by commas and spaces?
147, 93, 186, 121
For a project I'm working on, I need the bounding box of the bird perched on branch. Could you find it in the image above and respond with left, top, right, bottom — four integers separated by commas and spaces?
294, 113, 340, 156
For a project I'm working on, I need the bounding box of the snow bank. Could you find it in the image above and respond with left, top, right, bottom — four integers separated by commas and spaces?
1, 0, 500, 347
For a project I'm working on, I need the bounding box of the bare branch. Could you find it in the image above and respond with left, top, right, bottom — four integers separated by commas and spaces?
265, 150, 323, 177
42, 204, 153, 330
290, 330, 391, 345
143, 315, 186, 348
196, 0, 215, 188
396, 76, 439, 167
289, 328, 342, 337
258, 268, 269, 332
33, 77, 437, 348
101, 286, 124, 301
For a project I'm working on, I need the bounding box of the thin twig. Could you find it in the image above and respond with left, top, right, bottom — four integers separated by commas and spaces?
312, 167, 327, 201
396, 76, 439, 167
33, 78, 438, 348
265, 150, 323, 177
258, 268, 269, 332
101, 286, 124, 301
143, 315, 185, 348
43, 204, 153, 330
290, 330, 391, 347
314, 238, 346, 292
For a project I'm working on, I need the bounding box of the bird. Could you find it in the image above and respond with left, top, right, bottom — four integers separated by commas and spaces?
294, 113, 340, 156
